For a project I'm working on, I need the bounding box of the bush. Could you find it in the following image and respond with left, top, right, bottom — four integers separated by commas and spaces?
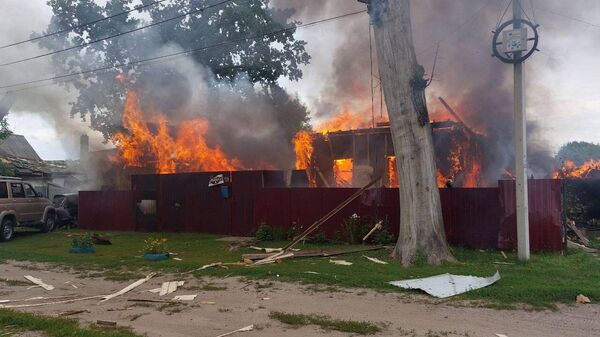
143, 237, 167, 254
255, 223, 274, 241
306, 232, 330, 245
71, 233, 94, 249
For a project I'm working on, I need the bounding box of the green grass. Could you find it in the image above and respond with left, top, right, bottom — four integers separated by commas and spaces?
269, 311, 383, 335
0, 308, 143, 337
1, 229, 599, 309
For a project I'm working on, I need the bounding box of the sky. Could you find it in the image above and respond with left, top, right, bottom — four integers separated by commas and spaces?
0, 0, 599, 160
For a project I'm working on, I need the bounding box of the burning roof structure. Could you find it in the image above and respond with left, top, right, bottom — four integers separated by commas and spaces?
295, 120, 485, 188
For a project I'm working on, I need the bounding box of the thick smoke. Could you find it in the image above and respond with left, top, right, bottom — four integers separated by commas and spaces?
0, 0, 109, 158
273, 0, 559, 183
134, 44, 306, 168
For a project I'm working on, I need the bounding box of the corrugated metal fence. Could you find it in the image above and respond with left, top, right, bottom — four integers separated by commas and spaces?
78, 176, 563, 251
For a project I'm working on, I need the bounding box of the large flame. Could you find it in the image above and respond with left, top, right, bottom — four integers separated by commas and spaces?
292, 130, 313, 170
317, 108, 371, 134
333, 159, 353, 187
112, 90, 242, 174
552, 159, 600, 179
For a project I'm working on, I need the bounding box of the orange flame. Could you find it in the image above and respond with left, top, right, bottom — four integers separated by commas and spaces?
292, 130, 313, 170
387, 156, 398, 187
317, 108, 370, 134
552, 159, 600, 179
333, 159, 353, 187
112, 90, 242, 174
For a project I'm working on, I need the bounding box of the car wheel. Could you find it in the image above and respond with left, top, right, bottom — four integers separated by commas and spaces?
41, 214, 56, 233
0, 218, 14, 242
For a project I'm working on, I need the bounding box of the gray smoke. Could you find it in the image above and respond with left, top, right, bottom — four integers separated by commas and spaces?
273, 0, 560, 183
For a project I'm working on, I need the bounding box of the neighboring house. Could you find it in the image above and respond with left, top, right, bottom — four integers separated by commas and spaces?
0, 134, 83, 198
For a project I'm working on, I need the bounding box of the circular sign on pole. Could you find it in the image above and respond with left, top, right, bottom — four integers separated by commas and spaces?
492, 19, 539, 64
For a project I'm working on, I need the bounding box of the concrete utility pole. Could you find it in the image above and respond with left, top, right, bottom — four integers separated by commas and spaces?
513, 0, 530, 261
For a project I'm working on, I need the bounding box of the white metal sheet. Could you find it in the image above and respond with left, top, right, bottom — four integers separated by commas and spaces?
389, 271, 500, 298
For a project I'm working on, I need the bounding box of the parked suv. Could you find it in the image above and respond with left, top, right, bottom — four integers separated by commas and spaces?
0, 177, 56, 242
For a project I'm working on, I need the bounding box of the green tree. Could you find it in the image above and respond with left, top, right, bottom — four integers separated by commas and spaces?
556, 141, 600, 166
36, 0, 310, 138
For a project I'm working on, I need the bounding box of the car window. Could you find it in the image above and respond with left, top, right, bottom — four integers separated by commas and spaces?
0, 182, 7, 198
10, 183, 24, 198
24, 184, 37, 197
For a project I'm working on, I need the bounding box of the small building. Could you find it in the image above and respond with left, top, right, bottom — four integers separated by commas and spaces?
0, 134, 82, 198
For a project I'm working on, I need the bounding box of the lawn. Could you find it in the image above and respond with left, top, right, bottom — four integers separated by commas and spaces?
0, 308, 142, 337
1, 229, 599, 309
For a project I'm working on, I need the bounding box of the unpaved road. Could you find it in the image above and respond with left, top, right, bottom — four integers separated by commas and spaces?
1, 261, 599, 337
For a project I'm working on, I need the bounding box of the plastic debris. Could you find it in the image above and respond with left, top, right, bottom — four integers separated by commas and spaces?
215, 325, 254, 337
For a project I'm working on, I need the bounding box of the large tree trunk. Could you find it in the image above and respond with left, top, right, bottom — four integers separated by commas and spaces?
369, 0, 454, 266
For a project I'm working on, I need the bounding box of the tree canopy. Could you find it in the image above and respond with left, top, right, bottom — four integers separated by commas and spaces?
36, 0, 311, 138
556, 141, 600, 166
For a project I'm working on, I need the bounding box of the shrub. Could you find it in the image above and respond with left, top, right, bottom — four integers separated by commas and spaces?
306, 232, 330, 245
144, 237, 168, 254
255, 223, 274, 241
71, 233, 94, 249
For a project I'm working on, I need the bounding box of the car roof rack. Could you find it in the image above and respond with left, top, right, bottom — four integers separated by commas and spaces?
0, 176, 22, 180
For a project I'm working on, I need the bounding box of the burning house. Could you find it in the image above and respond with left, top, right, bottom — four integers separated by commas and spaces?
296, 120, 485, 188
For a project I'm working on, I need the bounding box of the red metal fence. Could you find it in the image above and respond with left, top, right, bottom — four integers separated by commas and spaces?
78, 176, 564, 251
79, 191, 135, 231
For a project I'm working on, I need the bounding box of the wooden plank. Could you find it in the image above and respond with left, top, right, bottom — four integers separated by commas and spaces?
566, 220, 590, 246
100, 273, 155, 303
23, 276, 54, 291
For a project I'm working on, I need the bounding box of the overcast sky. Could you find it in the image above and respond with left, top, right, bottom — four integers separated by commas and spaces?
0, 0, 599, 160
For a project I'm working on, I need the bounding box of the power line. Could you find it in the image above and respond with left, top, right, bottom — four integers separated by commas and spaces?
0, 9, 367, 93
535, 6, 600, 29
0, 0, 171, 50
0, 0, 233, 68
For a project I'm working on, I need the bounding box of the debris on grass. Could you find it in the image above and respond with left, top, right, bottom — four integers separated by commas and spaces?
389, 271, 501, 298
363, 256, 388, 264
567, 240, 598, 253
100, 273, 156, 303
249, 246, 283, 253
329, 259, 353, 266
304, 271, 319, 275
24, 275, 54, 291
500, 251, 508, 259
215, 324, 254, 337
173, 257, 183, 261
577, 294, 591, 304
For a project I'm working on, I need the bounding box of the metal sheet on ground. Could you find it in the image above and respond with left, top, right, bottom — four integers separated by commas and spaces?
389, 271, 501, 298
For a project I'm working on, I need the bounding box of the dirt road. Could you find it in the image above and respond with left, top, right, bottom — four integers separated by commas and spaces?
1, 261, 598, 337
